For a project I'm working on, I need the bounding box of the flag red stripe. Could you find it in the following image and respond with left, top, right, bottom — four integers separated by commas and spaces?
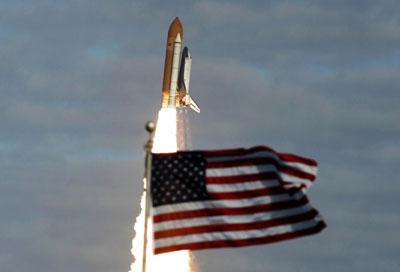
152, 146, 317, 166
278, 153, 317, 166
207, 172, 279, 184
204, 146, 275, 157
154, 209, 319, 239
204, 146, 317, 166
207, 157, 280, 168
208, 187, 287, 200
153, 196, 309, 223
154, 221, 326, 254
207, 158, 316, 181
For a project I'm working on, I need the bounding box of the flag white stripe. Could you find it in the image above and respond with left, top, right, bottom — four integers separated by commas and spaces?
153, 191, 305, 215
206, 165, 313, 189
206, 165, 278, 177
284, 162, 318, 176
206, 179, 280, 193
153, 204, 314, 232
154, 219, 320, 248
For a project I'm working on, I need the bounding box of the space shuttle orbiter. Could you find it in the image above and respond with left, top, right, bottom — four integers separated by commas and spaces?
161, 17, 200, 113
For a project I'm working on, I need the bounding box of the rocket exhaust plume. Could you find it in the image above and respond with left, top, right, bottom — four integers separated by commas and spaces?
152, 108, 177, 153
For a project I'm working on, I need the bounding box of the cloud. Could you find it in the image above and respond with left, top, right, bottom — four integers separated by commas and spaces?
191, 1, 400, 66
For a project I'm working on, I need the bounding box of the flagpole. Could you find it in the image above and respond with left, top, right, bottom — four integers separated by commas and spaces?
142, 121, 155, 272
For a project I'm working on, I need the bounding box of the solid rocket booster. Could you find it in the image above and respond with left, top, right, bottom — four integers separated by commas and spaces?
161, 17, 200, 113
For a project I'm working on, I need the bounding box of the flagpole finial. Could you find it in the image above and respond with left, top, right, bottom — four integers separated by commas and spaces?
145, 121, 155, 133
144, 121, 155, 152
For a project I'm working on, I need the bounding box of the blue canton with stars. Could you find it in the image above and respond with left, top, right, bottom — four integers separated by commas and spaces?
151, 152, 209, 207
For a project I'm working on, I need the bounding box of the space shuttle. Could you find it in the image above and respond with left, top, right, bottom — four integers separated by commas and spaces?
161, 17, 200, 113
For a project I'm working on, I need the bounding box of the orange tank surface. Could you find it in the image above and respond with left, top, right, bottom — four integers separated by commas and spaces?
161, 17, 183, 107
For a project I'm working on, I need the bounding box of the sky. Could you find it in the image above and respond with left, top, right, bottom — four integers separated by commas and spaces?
1, 0, 399, 271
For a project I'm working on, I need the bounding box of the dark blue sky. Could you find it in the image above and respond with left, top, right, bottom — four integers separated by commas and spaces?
1, 1, 399, 271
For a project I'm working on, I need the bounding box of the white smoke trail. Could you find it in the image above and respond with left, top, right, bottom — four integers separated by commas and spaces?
129, 183, 146, 272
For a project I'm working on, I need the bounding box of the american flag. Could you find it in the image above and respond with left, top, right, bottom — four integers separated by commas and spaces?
150, 146, 326, 254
